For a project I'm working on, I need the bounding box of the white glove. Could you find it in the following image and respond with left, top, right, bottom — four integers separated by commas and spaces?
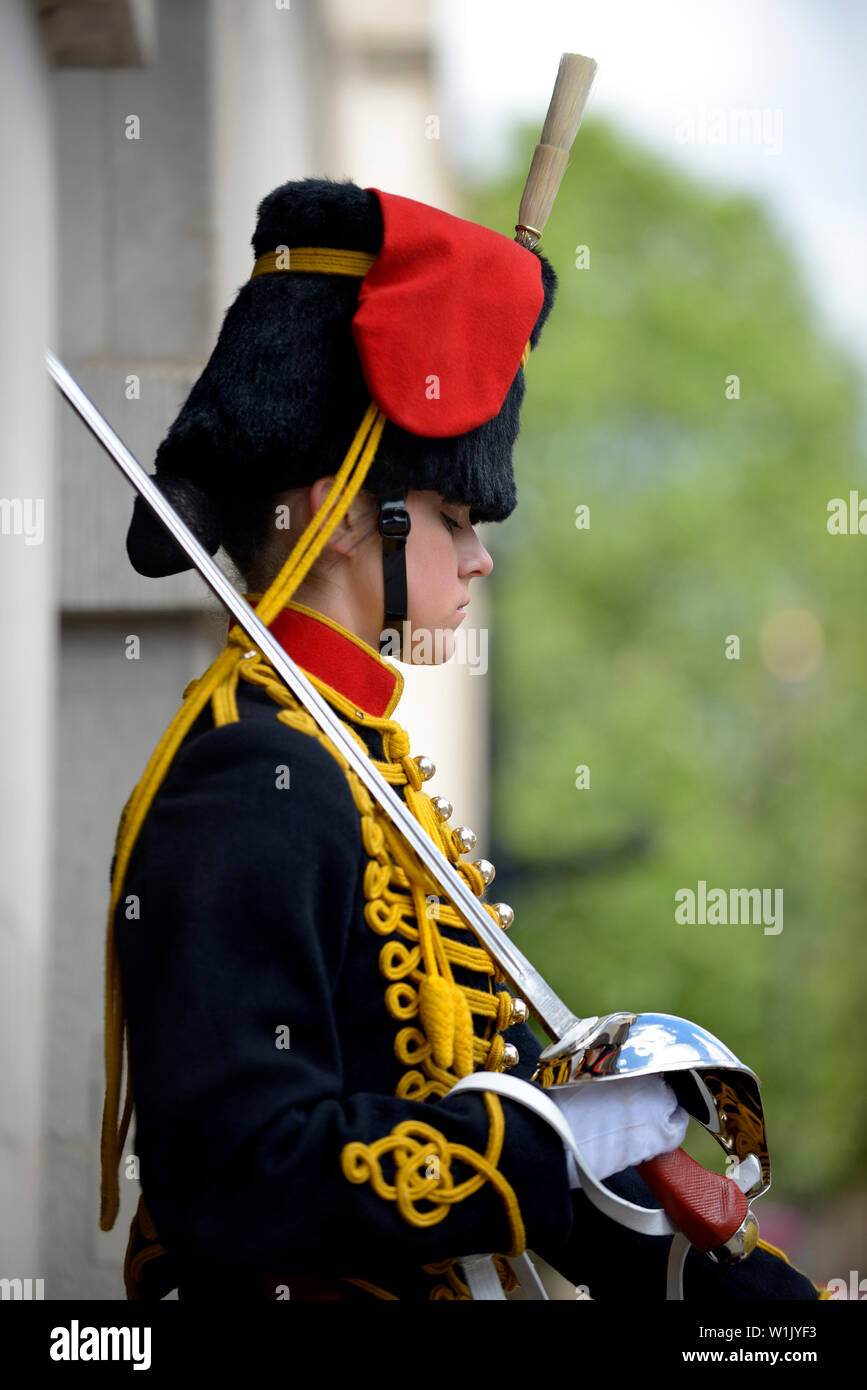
546, 1074, 689, 1189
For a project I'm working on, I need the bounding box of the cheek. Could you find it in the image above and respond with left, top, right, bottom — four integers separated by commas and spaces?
405, 530, 450, 615
408, 519, 449, 582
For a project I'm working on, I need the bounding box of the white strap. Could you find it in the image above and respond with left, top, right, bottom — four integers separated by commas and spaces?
459, 1252, 551, 1299
447, 1071, 682, 1300
667, 1234, 690, 1299
459, 1254, 508, 1300
449, 1072, 677, 1236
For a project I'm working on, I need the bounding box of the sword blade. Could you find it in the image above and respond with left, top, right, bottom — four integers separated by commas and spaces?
46, 347, 580, 1041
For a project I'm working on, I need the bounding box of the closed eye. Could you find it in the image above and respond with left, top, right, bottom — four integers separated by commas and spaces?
441, 512, 461, 532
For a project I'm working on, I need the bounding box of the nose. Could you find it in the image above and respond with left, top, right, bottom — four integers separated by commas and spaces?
462, 532, 493, 579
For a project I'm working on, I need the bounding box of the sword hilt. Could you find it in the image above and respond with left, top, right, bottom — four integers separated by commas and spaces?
636, 1149, 750, 1256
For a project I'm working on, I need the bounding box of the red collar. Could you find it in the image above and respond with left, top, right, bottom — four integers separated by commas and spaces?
230, 597, 403, 719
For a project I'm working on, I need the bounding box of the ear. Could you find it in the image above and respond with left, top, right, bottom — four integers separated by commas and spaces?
308, 475, 360, 555
309, 477, 343, 545
309, 476, 337, 515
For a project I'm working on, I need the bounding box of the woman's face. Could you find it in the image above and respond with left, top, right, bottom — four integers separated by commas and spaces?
341, 488, 493, 663
298, 480, 494, 663
399, 490, 494, 663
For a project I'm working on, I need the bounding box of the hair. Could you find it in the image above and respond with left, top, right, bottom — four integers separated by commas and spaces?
224, 484, 384, 592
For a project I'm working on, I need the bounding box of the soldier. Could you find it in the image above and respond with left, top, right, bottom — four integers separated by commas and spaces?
105, 178, 822, 1301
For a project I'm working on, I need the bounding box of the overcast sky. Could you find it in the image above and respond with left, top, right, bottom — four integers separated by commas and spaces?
434, 0, 867, 382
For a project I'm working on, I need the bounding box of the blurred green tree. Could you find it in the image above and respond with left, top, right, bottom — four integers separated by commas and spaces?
463, 118, 867, 1199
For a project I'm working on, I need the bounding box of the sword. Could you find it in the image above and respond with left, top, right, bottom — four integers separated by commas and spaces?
48, 347, 580, 1041
44, 346, 765, 1273
44, 52, 767, 1283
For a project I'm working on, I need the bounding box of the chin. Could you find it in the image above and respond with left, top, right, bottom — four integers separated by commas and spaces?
397, 624, 457, 666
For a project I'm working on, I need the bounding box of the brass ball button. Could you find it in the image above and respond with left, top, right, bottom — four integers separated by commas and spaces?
473, 858, 496, 887
453, 825, 477, 853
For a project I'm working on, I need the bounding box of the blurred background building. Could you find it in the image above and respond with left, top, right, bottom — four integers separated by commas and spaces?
1, 0, 493, 1300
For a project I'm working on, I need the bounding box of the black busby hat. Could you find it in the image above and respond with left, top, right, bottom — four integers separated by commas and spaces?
126, 176, 558, 579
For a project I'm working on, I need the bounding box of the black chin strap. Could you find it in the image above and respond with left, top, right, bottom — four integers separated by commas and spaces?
378, 491, 411, 657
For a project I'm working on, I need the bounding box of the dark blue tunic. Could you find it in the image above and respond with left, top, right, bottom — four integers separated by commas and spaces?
114, 622, 818, 1302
